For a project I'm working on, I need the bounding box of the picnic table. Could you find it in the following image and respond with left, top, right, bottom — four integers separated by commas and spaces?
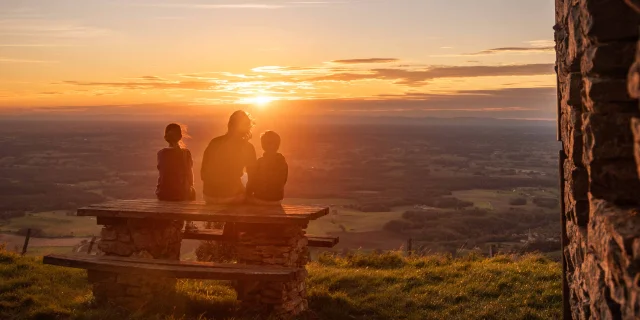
43, 199, 334, 318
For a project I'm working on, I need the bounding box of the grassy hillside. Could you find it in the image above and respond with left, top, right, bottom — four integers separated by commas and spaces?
0, 246, 561, 320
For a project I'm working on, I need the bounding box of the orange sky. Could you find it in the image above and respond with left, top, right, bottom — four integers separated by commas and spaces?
0, 0, 557, 119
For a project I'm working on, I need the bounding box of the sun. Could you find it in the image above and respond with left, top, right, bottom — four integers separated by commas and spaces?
248, 95, 276, 107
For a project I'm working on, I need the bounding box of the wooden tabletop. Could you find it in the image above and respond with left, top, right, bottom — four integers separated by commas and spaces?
77, 199, 329, 225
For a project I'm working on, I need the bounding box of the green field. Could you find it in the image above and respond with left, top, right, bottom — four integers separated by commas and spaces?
0, 211, 101, 237
0, 247, 562, 319
453, 188, 559, 212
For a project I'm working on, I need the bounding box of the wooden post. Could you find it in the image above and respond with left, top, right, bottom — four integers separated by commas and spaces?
406, 238, 413, 256
87, 236, 96, 254
21, 228, 31, 256
489, 244, 494, 258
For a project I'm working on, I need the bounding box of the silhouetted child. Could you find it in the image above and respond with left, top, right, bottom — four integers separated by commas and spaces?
247, 131, 288, 205
155, 123, 197, 229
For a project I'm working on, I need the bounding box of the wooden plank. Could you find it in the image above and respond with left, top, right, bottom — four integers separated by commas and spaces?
85, 200, 326, 215
181, 230, 339, 248
78, 199, 329, 225
56, 254, 292, 272
43, 254, 298, 282
307, 236, 339, 248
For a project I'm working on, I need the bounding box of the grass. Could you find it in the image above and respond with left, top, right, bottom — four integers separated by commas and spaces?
453, 188, 558, 213
0, 211, 101, 237
25, 246, 74, 256
306, 207, 404, 236
0, 246, 561, 320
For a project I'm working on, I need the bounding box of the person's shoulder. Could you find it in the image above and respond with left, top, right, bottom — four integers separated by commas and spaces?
275, 153, 287, 162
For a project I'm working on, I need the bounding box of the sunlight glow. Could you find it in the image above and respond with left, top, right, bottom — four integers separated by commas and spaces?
241, 95, 276, 107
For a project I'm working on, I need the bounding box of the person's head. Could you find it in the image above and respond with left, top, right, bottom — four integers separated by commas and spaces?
227, 110, 254, 140
164, 123, 188, 148
261, 130, 281, 153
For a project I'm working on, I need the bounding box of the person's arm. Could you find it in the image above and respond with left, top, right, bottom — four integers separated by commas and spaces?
277, 158, 288, 186
244, 143, 258, 197
200, 141, 212, 182
186, 149, 194, 188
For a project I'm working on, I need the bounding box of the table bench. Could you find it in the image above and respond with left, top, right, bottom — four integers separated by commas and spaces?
182, 229, 339, 248
42, 199, 330, 318
44, 254, 302, 281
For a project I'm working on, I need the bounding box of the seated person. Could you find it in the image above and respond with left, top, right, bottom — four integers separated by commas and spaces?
246, 131, 288, 205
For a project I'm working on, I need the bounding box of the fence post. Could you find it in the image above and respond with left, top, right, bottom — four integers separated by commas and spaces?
21, 228, 31, 256
489, 244, 494, 258
87, 236, 96, 254
406, 238, 413, 256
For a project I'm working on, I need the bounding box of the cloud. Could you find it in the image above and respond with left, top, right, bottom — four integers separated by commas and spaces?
272, 87, 558, 119
0, 44, 80, 47
331, 58, 399, 64
527, 40, 555, 48
130, 3, 284, 9
311, 63, 555, 86
468, 46, 555, 56
0, 57, 57, 63
62, 80, 215, 90
0, 18, 110, 38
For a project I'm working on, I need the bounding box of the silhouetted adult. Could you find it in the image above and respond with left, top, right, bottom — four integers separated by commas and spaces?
201, 110, 257, 204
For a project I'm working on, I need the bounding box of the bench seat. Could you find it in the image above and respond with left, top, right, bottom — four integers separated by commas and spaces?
182, 229, 339, 248
43, 254, 300, 282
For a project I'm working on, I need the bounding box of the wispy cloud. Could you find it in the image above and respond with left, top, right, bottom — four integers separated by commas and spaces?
331, 58, 399, 64
0, 44, 81, 47
0, 18, 110, 38
0, 57, 57, 63
467, 46, 555, 56
61, 80, 215, 90
131, 3, 284, 9
311, 63, 555, 86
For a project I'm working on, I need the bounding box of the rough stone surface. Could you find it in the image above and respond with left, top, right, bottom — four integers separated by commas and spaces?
234, 224, 309, 318
557, 1, 640, 319
633, 117, 640, 178
91, 219, 183, 311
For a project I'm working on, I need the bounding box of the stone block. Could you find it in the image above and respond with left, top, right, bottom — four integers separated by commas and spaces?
582, 41, 637, 76
97, 240, 134, 256
580, 0, 640, 43
588, 199, 640, 318
584, 77, 635, 103
556, 5, 586, 74
625, 0, 640, 13
583, 100, 639, 114
561, 103, 584, 166
588, 159, 640, 204
564, 159, 589, 200
633, 118, 640, 178
100, 226, 118, 241
560, 72, 583, 107
582, 112, 637, 164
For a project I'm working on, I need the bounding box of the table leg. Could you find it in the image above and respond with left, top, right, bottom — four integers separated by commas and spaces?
234, 223, 309, 318
89, 219, 183, 310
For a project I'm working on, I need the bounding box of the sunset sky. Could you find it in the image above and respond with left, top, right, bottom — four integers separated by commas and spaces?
0, 0, 556, 120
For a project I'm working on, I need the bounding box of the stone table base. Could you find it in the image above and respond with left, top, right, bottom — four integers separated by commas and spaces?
234, 224, 309, 318
91, 218, 183, 310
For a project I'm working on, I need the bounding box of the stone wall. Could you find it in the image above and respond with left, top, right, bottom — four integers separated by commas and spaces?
91, 219, 183, 310
555, 0, 640, 318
